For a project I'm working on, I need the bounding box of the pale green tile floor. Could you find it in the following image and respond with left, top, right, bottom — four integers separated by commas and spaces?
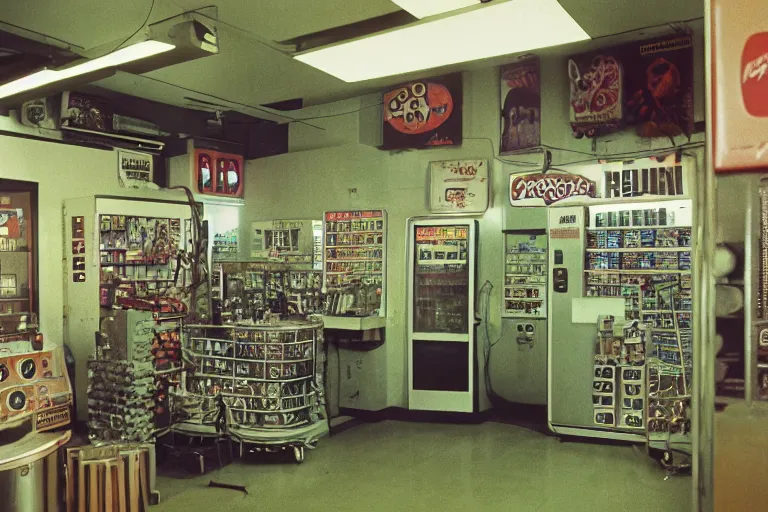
154, 421, 691, 512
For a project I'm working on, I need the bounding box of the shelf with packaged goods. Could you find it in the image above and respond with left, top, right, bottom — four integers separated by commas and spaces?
325, 231, 382, 235
325, 244, 382, 249
504, 298, 544, 302
587, 226, 688, 231
586, 247, 691, 253
584, 269, 691, 274
326, 271, 383, 275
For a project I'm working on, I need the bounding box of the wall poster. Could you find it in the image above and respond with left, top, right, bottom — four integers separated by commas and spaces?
429, 159, 489, 214
500, 57, 541, 153
382, 73, 462, 149
568, 35, 694, 139
117, 150, 153, 188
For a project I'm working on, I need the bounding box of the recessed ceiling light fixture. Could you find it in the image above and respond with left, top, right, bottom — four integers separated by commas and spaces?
391, 0, 480, 19
295, 0, 589, 82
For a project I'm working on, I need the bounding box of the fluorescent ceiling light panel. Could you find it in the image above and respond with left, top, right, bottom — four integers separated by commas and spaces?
392, 0, 479, 19
0, 40, 175, 99
295, 0, 589, 82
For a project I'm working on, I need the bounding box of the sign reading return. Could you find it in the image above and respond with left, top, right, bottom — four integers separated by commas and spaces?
508, 154, 692, 207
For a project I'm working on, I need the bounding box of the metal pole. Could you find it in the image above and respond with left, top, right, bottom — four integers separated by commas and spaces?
697, 0, 716, 510
745, 196, 754, 406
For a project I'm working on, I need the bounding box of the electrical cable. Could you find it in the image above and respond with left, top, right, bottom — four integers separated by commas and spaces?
590, 17, 703, 42
110, 0, 155, 53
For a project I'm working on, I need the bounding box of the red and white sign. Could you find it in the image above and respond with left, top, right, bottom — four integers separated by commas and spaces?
741, 33, 768, 117
714, 0, 768, 171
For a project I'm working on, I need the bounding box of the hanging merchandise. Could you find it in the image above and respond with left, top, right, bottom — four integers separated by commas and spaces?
500, 56, 541, 153
428, 159, 489, 214
568, 34, 694, 139
382, 73, 462, 149
713, 0, 768, 171
194, 149, 244, 198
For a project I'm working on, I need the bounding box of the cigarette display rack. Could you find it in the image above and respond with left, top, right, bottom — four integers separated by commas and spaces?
585, 204, 692, 453
174, 318, 328, 462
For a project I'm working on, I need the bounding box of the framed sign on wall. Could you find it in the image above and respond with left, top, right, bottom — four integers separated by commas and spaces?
429, 159, 489, 214
713, 0, 768, 171
382, 73, 462, 150
194, 149, 244, 198
117, 150, 153, 188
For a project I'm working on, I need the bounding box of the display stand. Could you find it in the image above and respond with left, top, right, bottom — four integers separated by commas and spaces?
0, 179, 74, 512
176, 318, 328, 462
584, 203, 693, 454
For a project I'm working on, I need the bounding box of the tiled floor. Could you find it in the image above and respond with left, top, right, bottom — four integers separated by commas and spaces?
154, 420, 691, 511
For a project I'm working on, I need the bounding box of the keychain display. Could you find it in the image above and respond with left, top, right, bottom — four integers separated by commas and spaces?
99, 213, 190, 316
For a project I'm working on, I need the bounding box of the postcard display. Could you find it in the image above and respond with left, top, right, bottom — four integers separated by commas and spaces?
585, 202, 692, 445
503, 233, 547, 318
323, 210, 387, 317
175, 319, 328, 462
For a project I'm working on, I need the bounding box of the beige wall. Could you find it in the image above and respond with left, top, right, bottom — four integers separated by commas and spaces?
0, 117, 190, 350
243, 29, 707, 409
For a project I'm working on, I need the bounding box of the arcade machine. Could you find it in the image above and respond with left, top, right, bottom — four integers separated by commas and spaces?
407, 219, 479, 413
1, 180, 73, 511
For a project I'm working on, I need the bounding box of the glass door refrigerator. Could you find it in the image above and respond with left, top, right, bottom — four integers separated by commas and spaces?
407, 219, 478, 413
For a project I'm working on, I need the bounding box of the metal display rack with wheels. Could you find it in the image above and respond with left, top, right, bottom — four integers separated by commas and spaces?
179, 318, 328, 462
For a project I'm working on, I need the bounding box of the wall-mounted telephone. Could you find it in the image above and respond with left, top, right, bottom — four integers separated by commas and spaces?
516, 323, 536, 348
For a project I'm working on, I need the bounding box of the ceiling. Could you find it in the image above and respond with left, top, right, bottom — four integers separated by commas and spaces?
0, 0, 704, 121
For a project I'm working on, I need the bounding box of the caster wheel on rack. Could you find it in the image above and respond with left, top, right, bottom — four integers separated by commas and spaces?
294, 446, 305, 463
